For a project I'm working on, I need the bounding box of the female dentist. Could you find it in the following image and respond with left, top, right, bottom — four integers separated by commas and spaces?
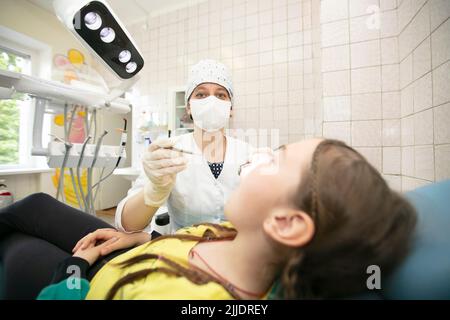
115, 59, 253, 234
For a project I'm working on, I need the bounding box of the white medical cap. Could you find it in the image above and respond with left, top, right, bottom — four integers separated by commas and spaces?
185, 59, 233, 104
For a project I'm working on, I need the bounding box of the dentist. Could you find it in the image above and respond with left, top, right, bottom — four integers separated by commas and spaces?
115, 60, 252, 234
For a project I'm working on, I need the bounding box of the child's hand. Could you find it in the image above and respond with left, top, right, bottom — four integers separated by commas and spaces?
73, 237, 118, 265
73, 228, 151, 256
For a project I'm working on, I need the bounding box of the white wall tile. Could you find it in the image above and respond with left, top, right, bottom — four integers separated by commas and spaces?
430, 0, 450, 31
435, 144, 450, 180
323, 70, 351, 96
322, 45, 350, 72
351, 40, 381, 68
402, 176, 431, 192
402, 146, 415, 176
414, 145, 435, 181
401, 84, 414, 116
349, 0, 381, 18
401, 115, 414, 145
288, 33, 303, 48
352, 120, 383, 146
381, 37, 399, 64
351, 66, 382, 94
288, 18, 302, 33
323, 121, 352, 145
398, 0, 413, 32
413, 37, 432, 81
383, 119, 402, 146
289, 118, 305, 134
320, 0, 349, 23
383, 146, 402, 174
432, 61, 450, 107
413, 72, 433, 112
288, 46, 303, 61
380, 9, 399, 38
399, 21, 414, 60
350, 15, 381, 42
383, 91, 402, 118
414, 108, 434, 145
400, 53, 413, 88
321, 20, 350, 47
410, 3, 431, 50
323, 96, 352, 121
381, 0, 398, 11
352, 93, 383, 120
434, 102, 450, 144
431, 18, 450, 69
259, 0, 272, 12
382, 64, 400, 91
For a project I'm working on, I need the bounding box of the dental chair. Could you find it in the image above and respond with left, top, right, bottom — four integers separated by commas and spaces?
377, 179, 450, 299
1, 180, 450, 299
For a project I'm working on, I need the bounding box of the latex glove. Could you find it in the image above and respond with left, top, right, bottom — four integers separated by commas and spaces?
142, 138, 188, 207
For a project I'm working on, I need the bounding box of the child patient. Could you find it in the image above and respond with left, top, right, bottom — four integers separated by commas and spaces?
0, 139, 416, 299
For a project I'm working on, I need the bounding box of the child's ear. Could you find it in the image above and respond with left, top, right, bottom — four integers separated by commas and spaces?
263, 208, 315, 247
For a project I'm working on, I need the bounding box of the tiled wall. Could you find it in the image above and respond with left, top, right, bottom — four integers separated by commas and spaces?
320, 0, 403, 190
127, 0, 449, 192
320, 0, 449, 191
398, 0, 450, 191
128, 0, 321, 147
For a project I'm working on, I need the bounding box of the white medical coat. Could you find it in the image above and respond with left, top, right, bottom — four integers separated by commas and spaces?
115, 133, 252, 233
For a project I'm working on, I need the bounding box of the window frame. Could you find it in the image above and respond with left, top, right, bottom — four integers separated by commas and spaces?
0, 26, 52, 173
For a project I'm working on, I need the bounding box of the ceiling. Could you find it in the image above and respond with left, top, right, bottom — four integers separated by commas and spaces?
28, 0, 202, 25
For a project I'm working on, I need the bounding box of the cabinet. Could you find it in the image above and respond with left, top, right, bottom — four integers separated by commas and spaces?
168, 88, 193, 137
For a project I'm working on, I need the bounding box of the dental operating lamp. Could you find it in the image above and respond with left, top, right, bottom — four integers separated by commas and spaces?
1, 0, 147, 213
53, 0, 144, 81
0, 1, 146, 212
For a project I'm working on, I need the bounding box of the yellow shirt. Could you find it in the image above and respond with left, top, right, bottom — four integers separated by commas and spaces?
86, 223, 240, 300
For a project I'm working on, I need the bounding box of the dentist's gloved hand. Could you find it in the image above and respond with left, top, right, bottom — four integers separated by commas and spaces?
142, 138, 188, 207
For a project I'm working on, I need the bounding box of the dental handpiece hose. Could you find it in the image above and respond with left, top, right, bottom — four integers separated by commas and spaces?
87, 130, 108, 214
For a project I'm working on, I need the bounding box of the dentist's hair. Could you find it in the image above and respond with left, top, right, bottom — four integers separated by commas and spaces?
281, 139, 417, 299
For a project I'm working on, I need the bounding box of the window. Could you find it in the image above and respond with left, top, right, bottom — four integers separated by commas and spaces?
0, 26, 52, 172
0, 47, 32, 167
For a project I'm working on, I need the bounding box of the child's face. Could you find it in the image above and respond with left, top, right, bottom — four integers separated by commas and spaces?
225, 138, 323, 232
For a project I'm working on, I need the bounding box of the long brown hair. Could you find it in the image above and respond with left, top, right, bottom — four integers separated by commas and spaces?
281, 139, 417, 299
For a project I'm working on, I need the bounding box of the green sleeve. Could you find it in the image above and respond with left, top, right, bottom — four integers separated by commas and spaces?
37, 278, 90, 300
36, 256, 91, 300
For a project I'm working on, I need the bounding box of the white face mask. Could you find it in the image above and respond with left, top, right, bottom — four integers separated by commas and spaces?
189, 95, 232, 132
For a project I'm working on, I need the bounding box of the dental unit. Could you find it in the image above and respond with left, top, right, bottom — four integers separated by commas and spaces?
0, 0, 144, 213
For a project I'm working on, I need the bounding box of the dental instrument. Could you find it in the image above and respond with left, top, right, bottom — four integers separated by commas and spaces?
164, 147, 196, 155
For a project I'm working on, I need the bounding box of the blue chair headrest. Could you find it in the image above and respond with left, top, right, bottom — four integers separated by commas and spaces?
382, 179, 450, 299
